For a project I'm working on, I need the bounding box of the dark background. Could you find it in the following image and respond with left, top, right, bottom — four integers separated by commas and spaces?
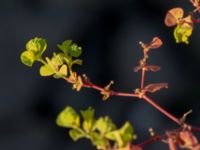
1, 0, 200, 150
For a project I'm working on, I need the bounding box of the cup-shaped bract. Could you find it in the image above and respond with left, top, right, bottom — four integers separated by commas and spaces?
21, 37, 47, 67
165, 8, 184, 27
26, 37, 47, 58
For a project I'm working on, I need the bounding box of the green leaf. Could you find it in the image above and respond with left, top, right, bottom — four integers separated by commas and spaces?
56, 53, 72, 66
51, 53, 64, 67
45, 53, 64, 73
81, 107, 95, 120
56, 106, 80, 128
81, 107, 95, 133
90, 132, 107, 149
69, 129, 85, 141
69, 43, 82, 58
94, 116, 116, 135
58, 64, 68, 76
26, 37, 47, 58
106, 122, 135, 148
119, 122, 135, 145
20, 51, 35, 67
63, 57, 72, 66
82, 120, 95, 133
57, 40, 72, 55
72, 59, 83, 66
53, 64, 68, 79
174, 25, 193, 44
40, 64, 54, 76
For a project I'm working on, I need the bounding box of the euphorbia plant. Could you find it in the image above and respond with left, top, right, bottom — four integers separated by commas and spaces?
20, 1, 200, 150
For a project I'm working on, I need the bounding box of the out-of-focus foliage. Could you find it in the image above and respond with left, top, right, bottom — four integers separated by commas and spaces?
56, 106, 136, 150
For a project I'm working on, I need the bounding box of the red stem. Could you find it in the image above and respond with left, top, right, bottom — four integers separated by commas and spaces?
141, 50, 147, 89
64, 76, 200, 145
82, 82, 139, 97
192, 126, 200, 132
64, 77, 181, 125
142, 95, 181, 125
137, 135, 164, 148
64, 78, 200, 128
141, 69, 145, 88
192, 18, 200, 23
84, 81, 181, 125
63, 77, 139, 98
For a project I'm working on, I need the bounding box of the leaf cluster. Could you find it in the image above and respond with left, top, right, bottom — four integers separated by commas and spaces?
21, 38, 47, 66
20, 38, 84, 91
56, 106, 136, 150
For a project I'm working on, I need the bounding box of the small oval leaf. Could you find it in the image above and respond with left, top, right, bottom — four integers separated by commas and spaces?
144, 83, 168, 93
20, 51, 35, 67
53, 65, 68, 79
40, 65, 54, 76
145, 65, 161, 72
69, 44, 82, 57
56, 106, 80, 128
26, 37, 47, 58
165, 8, 184, 27
149, 37, 163, 49
57, 40, 72, 54
59, 64, 68, 76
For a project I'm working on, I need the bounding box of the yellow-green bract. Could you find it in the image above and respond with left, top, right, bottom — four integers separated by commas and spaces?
20, 37, 47, 66
174, 25, 193, 44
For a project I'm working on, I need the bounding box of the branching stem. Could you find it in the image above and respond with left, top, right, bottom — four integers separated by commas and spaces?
64, 76, 181, 125
62, 34, 200, 148
83, 82, 139, 97
83, 80, 181, 125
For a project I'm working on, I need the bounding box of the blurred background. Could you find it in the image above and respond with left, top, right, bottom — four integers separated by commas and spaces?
1, 0, 200, 150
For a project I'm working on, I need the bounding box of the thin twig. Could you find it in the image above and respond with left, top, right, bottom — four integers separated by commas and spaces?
137, 135, 164, 148
63, 77, 139, 98
83, 82, 139, 97
142, 95, 181, 125
141, 69, 145, 88
192, 18, 200, 23
192, 126, 200, 132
